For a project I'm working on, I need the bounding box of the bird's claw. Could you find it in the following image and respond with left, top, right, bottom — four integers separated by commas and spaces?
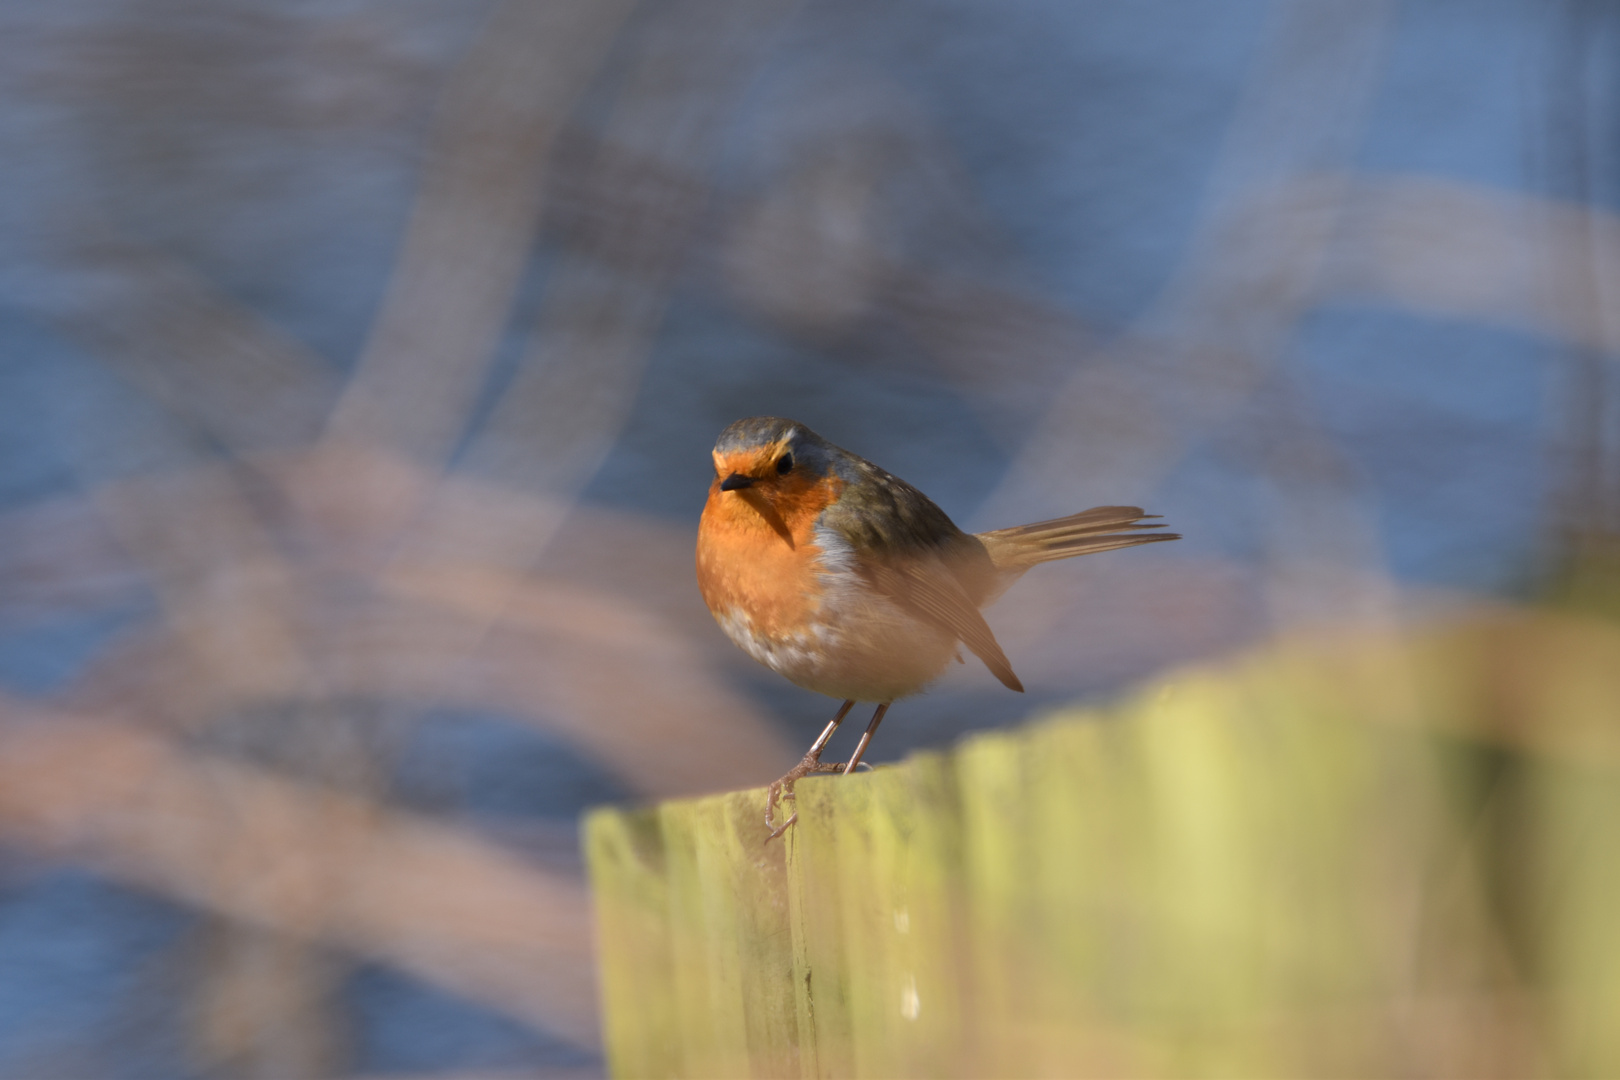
764, 780, 796, 840
765, 807, 798, 841
763, 754, 848, 842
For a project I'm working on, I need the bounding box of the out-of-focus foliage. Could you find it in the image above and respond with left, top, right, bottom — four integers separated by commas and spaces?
0, 0, 1616, 1076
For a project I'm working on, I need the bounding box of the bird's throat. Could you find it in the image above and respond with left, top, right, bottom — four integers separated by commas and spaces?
736, 488, 795, 547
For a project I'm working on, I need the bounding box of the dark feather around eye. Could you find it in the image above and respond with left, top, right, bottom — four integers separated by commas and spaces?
776, 453, 794, 474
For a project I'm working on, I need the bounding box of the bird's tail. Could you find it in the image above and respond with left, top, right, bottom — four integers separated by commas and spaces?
975, 505, 1178, 575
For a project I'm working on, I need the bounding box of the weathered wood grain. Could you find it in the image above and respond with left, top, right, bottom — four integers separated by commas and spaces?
585, 610, 1620, 1078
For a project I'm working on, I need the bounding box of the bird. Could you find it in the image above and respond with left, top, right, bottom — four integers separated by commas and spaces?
695, 416, 1179, 837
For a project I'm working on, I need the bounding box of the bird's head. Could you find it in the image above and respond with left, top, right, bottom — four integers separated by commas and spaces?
707, 417, 843, 537
710, 417, 829, 491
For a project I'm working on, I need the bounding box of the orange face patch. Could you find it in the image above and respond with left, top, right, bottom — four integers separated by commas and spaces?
695, 466, 846, 641
710, 440, 786, 483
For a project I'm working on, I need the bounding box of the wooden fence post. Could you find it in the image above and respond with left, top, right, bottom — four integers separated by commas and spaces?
585, 611, 1620, 1078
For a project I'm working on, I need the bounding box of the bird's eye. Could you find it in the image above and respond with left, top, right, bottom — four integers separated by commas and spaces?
776, 453, 794, 475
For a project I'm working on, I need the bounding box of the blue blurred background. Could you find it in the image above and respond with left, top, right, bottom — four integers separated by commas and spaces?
1, 0, 1616, 1075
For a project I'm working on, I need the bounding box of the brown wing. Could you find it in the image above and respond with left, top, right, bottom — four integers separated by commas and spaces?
866, 558, 1025, 693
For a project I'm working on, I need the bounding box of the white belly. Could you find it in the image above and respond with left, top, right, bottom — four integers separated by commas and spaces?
712, 525, 958, 703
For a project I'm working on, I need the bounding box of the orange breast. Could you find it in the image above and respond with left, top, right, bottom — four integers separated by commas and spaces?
695, 472, 845, 640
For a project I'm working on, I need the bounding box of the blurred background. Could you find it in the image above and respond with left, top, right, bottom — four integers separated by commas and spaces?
1, 0, 1617, 1076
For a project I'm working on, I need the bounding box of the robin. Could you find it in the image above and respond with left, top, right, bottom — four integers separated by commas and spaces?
696, 416, 1178, 837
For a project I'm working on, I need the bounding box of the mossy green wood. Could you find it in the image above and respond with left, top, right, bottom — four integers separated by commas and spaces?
1531, 757, 1620, 1076
584, 613, 1620, 1078
582, 810, 678, 1079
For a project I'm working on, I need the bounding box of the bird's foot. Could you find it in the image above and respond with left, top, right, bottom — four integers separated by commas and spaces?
764, 752, 846, 841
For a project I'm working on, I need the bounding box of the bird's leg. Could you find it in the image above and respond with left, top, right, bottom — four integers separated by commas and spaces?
765, 699, 854, 840
841, 703, 890, 775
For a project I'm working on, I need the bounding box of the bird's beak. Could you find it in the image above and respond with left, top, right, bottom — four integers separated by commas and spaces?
720, 473, 755, 491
